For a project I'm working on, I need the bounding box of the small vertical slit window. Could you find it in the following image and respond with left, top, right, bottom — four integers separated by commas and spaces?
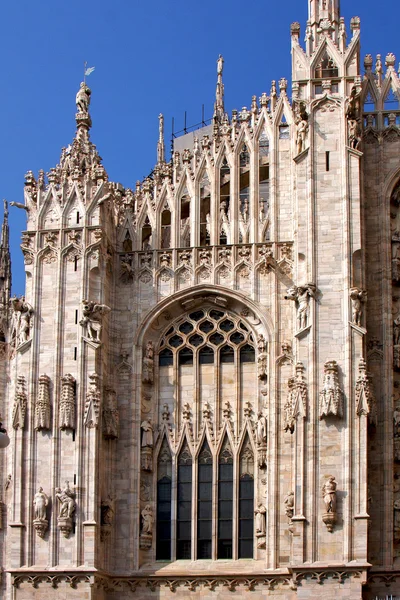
156, 439, 172, 560
142, 216, 152, 250
197, 441, 213, 559
177, 442, 192, 559
218, 438, 233, 559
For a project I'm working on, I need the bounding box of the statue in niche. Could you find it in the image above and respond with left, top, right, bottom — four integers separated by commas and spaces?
33, 487, 49, 538
55, 481, 76, 538
101, 495, 115, 541
80, 300, 110, 343
11, 296, 33, 346
256, 412, 267, 445
286, 284, 316, 330
350, 287, 367, 327
255, 504, 266, 548
322, 476, 337, 533
284, 491, 294, 520
142, 341, 154, 384
56, 482, 76, 519
141, 419, 154, 472
395, 317, 400, 346
140, 504, 154, 550
296, 116, 309, 154
257, 335, 268, 381
33, 487, 49, 521
76, 82, 91, 114
348, 119, 361, 150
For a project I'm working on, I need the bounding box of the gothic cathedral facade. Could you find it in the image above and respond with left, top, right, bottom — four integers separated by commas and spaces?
1, 1, 400, 598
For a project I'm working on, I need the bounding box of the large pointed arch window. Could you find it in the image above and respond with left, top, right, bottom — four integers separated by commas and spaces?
154, 308, 261, 561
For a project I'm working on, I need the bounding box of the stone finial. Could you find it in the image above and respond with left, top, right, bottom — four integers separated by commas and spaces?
157, 113, 165, 164
364, 54, 373, 72
350, 16, 361, 33
386, 53, 396, 68
290, 22, 300, 38
34, 374, 51, 431
355, 358, 377, 425
279, 78, 288, 94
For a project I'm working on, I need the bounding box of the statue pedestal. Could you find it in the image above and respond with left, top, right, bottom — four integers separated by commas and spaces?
101, 523, 112, 542
33, 518, 48, 538
322, 511, 336, 533
256, 532, 266, 549
58, 516, 73, 538
140, 532, 152, 550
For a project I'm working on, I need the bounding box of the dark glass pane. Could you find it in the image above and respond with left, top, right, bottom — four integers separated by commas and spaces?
156, 476, 171, 561
189, 310, 204, 321
199, 482, 212, 499
220, 319, 234, 332
209, 333, 224, 346
239, 539, 253, 559
199, 320, 214, 333
177, 521, 191, 539
197, 540, 212, 559
169, 335, 183, 348
198, 501, 212, 519
198, 520, 212, 539
239, 322, 248, 332
166, 327, 174, 336
177, 450, 192, 558
179, 321, 194, 334
199, 346, 214, 364
159, 348, 173, 366
220, 345, 234, 363
157, 541, 171, 561
219, 465, 233, 483
218, 540, 232, 559
178, 483, 192, 502
189, 334, 203, 347
240, 344, 255, 363
218, 520, 232, 539
219, 499, 233, 517
239, 519, 254, 538
230, 332, 244, 345
177, 540, 191, 559
179, 348, 193, 365
209, 310, 224, 320
199, 465, 212, 482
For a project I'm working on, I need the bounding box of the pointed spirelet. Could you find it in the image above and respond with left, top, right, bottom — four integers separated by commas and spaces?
214, 54, 225, 124
157, 113, 165, 164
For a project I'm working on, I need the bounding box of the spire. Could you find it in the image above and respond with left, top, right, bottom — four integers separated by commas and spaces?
157, 113, 165, 164
0, 200, 11, 314
309, 0, 341, 45
214, 54, 225, 124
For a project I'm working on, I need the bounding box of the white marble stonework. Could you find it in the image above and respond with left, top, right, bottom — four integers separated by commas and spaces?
0, 1, 400, 598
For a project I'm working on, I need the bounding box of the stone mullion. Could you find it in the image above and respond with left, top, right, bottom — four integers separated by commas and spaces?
269, 241, 279, 569
192, 457, 198, 560
211, 449, 218, 561
170, 454, 178, 562
193, 350, 199, 441
214, 346, 221, 435
234, 348, 240, 440
232, 449, 239, 561
250, 140, 258, 244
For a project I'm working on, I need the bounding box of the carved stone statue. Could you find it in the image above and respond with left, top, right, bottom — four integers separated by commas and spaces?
296, 117, 309, 154
286, 284, 316, 330
256, 412, 267, 445
322, 476, 337, 533
103, 388, 119, 440
255, 504, 266, 535
284, 491, 294, 520
217, 54, 224, 76
350, 287, 367, 327
80, 300, 110, 343
140, 504, 154, 550
319, 360, 344, 419
257, 335, 268, 381
55, 481, 76, 538
142, 341, 154, 384
60, 374, 76, 430
394, 316, 400, 346
76, 82, 91, 114
34, 374, 51, 431
12, 296, 33, 346
101, 495, 115, 541
141, 419, 154, 472
348, 119, 361, 149
33, 487, 49, 538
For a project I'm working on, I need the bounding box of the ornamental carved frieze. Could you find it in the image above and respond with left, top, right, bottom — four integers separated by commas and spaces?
84, 373, 101, 428
12, 376, 27, 430
355, 358, 377, 425
60, 374, 75, 430
34, 374, 51, 431
319, 361, 344, 419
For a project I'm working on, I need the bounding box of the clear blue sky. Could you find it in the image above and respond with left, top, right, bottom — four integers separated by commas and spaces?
0, 0, 397, 296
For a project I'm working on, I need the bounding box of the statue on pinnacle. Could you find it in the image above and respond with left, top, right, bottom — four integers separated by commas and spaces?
76, 82, 91, 114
